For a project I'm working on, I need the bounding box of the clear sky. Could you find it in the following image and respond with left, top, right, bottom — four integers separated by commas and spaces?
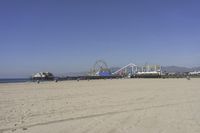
0, 0, 200, 78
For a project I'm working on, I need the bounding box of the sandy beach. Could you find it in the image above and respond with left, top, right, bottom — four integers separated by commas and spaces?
0, 78, 200, 133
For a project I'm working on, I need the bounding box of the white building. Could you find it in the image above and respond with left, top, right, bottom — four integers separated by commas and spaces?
32, 72, 54, 80
189, 71, 200, 75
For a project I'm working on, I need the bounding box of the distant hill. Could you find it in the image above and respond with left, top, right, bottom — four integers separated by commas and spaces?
161, 66, 191, 73
193, 66, 200, 71
162, 66, 200, 73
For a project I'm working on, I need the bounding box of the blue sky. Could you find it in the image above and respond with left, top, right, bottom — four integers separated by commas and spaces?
0, 0, 200, 78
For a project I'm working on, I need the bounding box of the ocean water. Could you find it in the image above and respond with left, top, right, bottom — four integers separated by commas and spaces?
0, 78, 30, 83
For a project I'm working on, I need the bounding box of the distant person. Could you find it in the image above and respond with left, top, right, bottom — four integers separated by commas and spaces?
186, 76, 191, 80
55, 78, 58, 83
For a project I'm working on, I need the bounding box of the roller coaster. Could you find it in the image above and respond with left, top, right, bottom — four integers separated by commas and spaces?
112, 63, 162, 78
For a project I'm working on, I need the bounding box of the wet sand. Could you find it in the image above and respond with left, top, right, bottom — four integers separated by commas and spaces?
0, 78, 200, 133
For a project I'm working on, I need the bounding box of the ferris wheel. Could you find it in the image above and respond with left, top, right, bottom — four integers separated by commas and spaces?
93, 60, 109, 74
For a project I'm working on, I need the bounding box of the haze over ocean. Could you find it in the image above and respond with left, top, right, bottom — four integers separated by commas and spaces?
0, 0, 200, 78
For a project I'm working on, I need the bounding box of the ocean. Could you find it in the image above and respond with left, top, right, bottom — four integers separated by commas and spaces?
0, 78, 30, 83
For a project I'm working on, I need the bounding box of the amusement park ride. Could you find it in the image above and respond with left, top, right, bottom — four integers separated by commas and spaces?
90, 60, 111, 76
90, 60, 162, 78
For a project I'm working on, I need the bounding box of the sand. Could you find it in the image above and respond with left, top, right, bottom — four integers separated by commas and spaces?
0, 78, 200, 133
